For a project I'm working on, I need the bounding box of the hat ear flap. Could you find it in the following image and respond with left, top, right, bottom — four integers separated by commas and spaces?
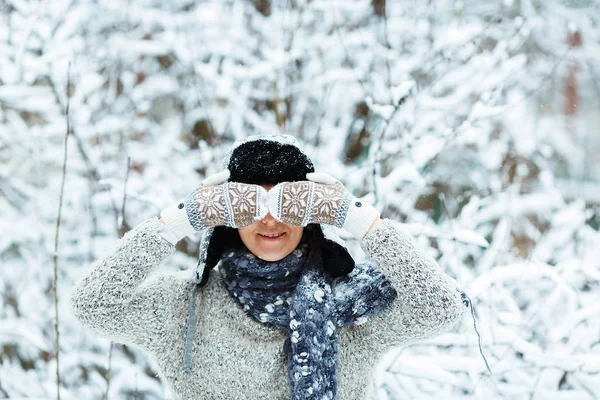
199, 226, 243, 287
308, 224, 355, 278
321, 239, 355, 277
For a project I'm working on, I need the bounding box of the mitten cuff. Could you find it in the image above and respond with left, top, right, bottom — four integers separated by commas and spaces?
160, 200, 196, 242
343, 200, 380, 239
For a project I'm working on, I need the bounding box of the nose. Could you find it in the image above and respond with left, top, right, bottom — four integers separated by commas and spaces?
261, 213, 278, 226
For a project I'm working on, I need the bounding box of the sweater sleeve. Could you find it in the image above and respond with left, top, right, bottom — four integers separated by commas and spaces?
358, 219, 468, 349
70, 217, 178, 350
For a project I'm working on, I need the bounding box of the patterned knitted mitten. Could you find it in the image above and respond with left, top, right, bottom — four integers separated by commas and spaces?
160, 171, 268, 241
266, 173, 380, 239
185, 181, 268, 230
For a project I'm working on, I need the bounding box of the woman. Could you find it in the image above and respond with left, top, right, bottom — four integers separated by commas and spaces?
70, 135, 468, 399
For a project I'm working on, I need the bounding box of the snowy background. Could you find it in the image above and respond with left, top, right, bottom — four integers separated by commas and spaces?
1, 0, 600, 398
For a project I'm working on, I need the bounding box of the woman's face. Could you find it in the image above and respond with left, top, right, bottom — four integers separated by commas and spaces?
237, 185, 304, 262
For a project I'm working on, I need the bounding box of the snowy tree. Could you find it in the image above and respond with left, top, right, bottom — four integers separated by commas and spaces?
1, 0, 599, 398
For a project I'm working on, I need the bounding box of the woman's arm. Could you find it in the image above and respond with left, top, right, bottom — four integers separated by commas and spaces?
70, 217, 179, 350
358, 218, 468, 349
70, 172, 269, 350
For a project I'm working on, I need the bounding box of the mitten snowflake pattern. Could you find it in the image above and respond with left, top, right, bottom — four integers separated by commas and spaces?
267, 181, 351, 228
186, 182, 268, 229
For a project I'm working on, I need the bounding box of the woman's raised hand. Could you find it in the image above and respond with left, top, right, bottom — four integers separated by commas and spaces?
266, 173, 380, 239
160, 170, 268, 241
185, 170, 269, 229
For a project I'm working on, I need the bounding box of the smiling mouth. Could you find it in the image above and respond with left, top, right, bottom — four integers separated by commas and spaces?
258, 232, 286, 239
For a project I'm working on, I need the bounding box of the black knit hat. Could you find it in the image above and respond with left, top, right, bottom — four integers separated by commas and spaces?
227, 139, 315, 184
196, 135, 355, 287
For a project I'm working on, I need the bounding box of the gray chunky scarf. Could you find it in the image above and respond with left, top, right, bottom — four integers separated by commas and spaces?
218, 246, 397, 399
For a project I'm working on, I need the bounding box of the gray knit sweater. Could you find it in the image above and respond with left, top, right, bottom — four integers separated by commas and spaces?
70, 218, 467, 399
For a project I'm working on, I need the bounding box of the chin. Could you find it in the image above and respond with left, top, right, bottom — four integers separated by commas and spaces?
256, 251, 288, 262
253, 232, 296, 261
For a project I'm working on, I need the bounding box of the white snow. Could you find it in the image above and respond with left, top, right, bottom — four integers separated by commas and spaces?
1, 0, 600, 399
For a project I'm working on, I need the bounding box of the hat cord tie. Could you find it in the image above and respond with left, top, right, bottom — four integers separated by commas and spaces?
461, 292, 492, 375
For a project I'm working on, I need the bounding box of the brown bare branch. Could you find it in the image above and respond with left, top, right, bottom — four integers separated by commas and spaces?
52, 60, 72, 400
